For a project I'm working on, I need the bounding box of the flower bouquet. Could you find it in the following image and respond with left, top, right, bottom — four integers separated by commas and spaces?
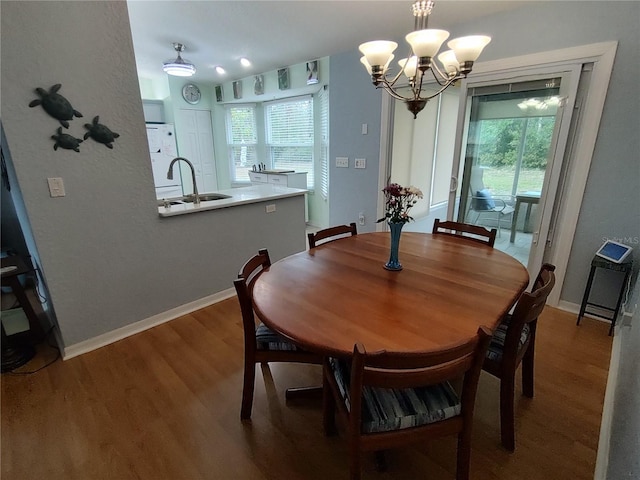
377, 183, 423, 271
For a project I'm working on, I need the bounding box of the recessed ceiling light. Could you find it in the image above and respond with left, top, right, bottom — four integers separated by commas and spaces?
240, 58, 251, 67
215, 66, 226, 75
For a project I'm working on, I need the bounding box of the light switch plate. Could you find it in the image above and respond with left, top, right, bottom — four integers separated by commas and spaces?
355, 158, 366, 169
265, 204, 276, 213
336, 157, 349, 168
47, 177, 66, 197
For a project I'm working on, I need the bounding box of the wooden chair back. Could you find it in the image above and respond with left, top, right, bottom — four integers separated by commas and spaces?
308, 223, 357, 248
502, 263, 555, 359
432, 218, 497, 247
233, 248, 271, 353
324, 326, 492, 479
235, 248, 322, 420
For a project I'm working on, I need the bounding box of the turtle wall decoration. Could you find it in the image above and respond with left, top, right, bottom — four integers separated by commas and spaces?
51, 127, 83, 152
29, 84, 82, 128
84, 116, 120, 149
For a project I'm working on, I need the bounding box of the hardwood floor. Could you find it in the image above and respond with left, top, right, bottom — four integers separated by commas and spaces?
1, 300, 612, 480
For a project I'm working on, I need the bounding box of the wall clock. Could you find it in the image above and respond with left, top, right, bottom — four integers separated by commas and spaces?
182, 83, 201, 104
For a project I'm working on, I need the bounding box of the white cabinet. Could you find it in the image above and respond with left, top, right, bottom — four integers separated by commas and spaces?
248, 171, 307, 189
142, 100, 165, 123
249, 171, 308, 220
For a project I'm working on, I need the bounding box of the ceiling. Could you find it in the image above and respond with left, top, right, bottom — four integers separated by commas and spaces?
127, 1, 533, 84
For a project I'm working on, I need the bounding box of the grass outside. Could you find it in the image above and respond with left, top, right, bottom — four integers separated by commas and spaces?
481, 166, 546, 197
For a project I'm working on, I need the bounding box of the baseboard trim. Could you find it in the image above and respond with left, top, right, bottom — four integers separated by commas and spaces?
557, 300, 613, 324
62, 288, 237, 360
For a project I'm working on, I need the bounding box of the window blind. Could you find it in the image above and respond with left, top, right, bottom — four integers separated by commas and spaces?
318, 87, 329, 199
226, 105, 258, 182
265, 97, 314, 188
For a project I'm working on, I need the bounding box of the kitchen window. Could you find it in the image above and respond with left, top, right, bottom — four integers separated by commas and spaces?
226, 105, 258, 183
265, 96, 314, 189
318, 86, 329, 199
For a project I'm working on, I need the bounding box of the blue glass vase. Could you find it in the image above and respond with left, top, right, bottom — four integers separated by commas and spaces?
384, 221, 404, 271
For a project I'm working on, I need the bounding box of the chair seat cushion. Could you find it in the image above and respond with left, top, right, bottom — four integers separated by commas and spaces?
473, 189, 496, 210
255, 324, 298, 351
486, 315, 531, 362
329, 358, 461, 434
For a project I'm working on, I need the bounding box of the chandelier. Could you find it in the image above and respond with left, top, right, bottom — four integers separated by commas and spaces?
163, 43, 196, 77
359, 1, 491, 118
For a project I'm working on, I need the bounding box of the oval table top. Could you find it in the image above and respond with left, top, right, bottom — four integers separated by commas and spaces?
252, 232, 529, 358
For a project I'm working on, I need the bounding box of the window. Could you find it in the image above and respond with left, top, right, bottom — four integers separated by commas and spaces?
265, 97, 314, 188
226, 105, 258, 183
318, 87, 329, 199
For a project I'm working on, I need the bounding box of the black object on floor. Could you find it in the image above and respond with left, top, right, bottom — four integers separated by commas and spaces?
1, 325, 35, 373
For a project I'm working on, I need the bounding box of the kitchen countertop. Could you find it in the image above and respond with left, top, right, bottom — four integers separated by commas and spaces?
157, 184, 307, 218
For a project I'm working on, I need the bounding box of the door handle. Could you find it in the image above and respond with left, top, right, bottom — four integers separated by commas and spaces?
450, 176, 458, 192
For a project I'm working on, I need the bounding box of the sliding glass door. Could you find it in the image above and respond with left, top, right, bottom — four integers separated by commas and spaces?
449, 66, 581, 277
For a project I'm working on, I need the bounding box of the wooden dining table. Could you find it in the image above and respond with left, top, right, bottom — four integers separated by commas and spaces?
251, 232, 529, 358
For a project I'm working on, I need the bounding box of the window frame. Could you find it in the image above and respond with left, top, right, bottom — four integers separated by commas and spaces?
264, 95, 314, 189
225, 104, 258, 185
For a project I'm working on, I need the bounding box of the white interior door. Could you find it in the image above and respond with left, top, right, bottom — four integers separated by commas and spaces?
177, 109, 218, 194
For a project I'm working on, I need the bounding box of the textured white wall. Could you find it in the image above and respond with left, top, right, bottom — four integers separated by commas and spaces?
1, 1, 305, 348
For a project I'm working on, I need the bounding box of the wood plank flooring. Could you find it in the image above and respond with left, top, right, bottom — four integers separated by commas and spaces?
1, 300, 612, 480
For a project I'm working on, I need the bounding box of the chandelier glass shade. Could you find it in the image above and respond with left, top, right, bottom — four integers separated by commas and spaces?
163, 43, 196, 77
359, 1, 491, 118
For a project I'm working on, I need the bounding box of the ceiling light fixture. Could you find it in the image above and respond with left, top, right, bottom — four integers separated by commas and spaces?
163, 43, 196, 77
240, 58, 251, 67
359, 1, 491, 118
215, 66, 226, 75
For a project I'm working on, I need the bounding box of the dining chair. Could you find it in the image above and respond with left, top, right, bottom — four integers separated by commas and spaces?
322, 326, 493, 480
234, 248, 322, 420
482, 263, 556, 451
432, 218, 497, 247
308, 222, 357, 248
467, 166, 515, 236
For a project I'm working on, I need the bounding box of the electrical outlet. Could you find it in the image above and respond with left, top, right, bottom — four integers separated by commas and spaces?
265, 204, 276, 213
47, 177, 66, 197
336, 157, 349, 168
355, 158, 366, 169
358, 212, 365, 225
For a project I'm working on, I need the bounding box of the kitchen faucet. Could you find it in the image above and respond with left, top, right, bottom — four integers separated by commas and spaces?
167, 157, 200, 205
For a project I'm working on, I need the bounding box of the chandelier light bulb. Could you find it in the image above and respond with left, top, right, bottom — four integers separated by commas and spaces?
437, 50, 459, 75
398, 56, 419, 79
360, 56, 373, 75
358, 1, 491, 118
358, 41, 398, 68
405, 29, 450, 58
447, 35, 491, 63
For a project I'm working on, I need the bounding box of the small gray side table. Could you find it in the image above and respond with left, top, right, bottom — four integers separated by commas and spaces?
576, 255, 633, 336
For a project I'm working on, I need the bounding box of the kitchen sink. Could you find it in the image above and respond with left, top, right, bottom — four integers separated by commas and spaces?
181, 193, 232, 203
158, 199, 184, 207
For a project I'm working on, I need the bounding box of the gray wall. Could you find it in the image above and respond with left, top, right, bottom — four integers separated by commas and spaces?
1, 2, 305, 348
329, 50, 384, 232
607, 281, 640, 479
329, 1, 640, 304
